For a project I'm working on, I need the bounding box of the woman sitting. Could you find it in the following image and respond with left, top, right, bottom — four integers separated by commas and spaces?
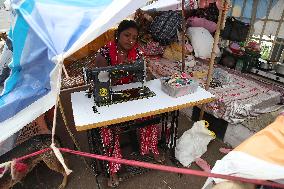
94, 20, 164, 187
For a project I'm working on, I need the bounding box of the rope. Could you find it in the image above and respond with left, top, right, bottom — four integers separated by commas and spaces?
8, 147, 284, 189
50, 56, 72, 175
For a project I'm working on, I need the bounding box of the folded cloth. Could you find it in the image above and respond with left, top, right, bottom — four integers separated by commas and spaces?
163, 42, 191, 61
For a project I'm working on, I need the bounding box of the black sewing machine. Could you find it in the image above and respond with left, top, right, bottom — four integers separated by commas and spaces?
84, 59, 155, 113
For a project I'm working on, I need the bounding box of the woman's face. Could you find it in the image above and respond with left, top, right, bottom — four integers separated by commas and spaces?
118, 27, 138, 51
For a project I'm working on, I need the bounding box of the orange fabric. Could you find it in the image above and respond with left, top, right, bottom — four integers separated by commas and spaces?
64, 28, 116, 65
235, 115, 284, 166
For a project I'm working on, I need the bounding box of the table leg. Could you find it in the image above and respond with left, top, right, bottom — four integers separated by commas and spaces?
87, 130, 100, 174
173, 110, 179, 150
170, 111, 175, 157
128, 129, 139, 152
87, 129, 103, 189
169, 110, 179, 164
160, 112, 169, 150
90, 128, 112, 177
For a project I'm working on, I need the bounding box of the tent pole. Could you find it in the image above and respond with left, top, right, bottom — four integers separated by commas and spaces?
181, 0, 186, 72
199, 0, 229, 120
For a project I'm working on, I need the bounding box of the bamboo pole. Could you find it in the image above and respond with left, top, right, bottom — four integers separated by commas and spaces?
199, 0, 228, 120
181, 0, 186, 72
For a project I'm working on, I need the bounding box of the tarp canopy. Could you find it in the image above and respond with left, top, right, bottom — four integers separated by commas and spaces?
142, 0, 181, 11
0, 0, 148, 143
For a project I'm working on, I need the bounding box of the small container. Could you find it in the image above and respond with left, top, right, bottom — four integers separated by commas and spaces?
160, 77, 199, 98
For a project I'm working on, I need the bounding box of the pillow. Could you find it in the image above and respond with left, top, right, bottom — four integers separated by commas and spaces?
187, 17, 217, 33
187, 27, 220, 59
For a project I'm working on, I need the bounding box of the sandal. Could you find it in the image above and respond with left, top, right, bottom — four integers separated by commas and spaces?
195, 158, 211, 172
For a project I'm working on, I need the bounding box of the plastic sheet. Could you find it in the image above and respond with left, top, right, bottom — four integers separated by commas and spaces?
175, 120, 215, 167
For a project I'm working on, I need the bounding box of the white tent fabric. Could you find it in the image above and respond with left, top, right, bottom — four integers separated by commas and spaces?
142, 0, 181, 11
0, 0, 148, 143
202, 151, 284, 189
63, 0, 148, 59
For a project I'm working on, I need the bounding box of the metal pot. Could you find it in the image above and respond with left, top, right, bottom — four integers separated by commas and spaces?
275, 62, 284, 75
258, 58, 272, 70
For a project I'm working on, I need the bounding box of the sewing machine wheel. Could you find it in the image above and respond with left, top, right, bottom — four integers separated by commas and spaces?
98, 71, 110, 82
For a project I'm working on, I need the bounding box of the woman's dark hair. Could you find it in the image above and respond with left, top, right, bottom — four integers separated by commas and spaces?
115, 20, 139, 42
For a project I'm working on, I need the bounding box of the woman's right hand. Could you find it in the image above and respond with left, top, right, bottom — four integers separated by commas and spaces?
123, 59, 134, 64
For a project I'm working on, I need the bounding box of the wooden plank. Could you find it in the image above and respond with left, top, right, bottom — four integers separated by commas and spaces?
181, 0, 185, 72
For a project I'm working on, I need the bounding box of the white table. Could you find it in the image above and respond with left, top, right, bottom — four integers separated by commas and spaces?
71, 79, 214, 131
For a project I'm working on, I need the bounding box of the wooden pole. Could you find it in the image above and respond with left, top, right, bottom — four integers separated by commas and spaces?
199, 0, 228, 120
181, 0, 186, 72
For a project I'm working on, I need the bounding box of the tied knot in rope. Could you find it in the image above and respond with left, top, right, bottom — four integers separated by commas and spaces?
50, 144, 72, 175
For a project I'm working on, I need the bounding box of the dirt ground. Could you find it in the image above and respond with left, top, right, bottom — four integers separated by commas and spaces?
12, 113, 230, 189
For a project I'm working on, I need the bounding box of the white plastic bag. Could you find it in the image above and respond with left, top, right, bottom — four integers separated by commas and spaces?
175, 120, 215, 167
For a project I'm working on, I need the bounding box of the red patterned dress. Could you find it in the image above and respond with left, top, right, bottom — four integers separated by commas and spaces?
98, 41, 159, 175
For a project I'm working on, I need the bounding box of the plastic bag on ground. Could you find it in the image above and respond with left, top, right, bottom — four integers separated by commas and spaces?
175, 120, 215, 167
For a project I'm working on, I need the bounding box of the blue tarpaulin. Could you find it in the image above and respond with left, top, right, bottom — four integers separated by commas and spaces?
0, 0, 147, 142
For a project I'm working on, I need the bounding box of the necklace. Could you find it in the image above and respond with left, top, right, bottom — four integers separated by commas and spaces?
118, 49, 126, 55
